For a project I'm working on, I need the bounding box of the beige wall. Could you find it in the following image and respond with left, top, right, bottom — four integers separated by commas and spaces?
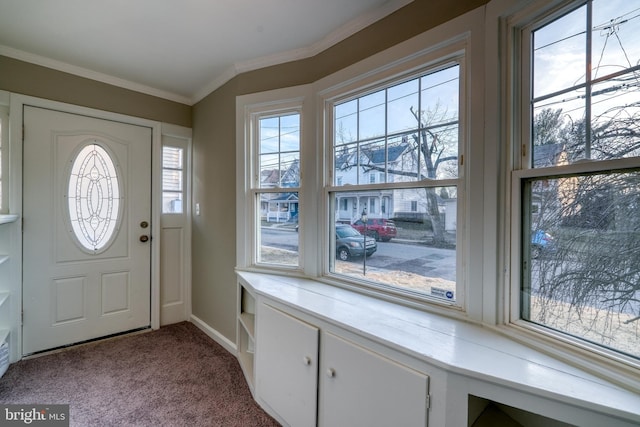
0, 55, 191, 127
191, 0, 489, 342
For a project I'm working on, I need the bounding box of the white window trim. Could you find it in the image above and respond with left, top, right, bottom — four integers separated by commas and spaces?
315, 7, 488, 316
319, 52, 468, 308
236, 85, 315, 274
500, 0, 640, 389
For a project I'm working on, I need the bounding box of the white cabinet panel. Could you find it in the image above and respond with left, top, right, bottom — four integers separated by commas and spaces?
256, 303, 319, 427
319, 331, 429, 427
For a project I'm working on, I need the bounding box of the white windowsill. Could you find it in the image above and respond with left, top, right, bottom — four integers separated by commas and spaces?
0, 214, 18, 225
237, 270, 640, 423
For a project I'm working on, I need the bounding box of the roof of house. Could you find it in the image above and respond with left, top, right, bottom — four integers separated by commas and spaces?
364, 142, 410, 164
335, 141, 411, 169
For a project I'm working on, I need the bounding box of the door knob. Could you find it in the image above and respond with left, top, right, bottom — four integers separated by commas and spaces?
139, 235, 150, 243
326, 368, 336, 378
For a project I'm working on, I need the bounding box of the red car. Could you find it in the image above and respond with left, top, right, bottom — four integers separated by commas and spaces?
352, 218, 397, 242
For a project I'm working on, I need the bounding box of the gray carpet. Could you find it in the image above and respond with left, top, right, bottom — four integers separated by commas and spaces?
0, 322, 280, 426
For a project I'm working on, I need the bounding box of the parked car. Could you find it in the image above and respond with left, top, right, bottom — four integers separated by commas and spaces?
351, 218, 397, 242
531, 230, 554, 259
335, 224, 377, 261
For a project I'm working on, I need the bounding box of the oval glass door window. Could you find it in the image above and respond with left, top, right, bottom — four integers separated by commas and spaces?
67, 142, 122, 253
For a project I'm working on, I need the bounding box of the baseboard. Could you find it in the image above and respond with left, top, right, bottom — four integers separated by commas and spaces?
190, 315, 237, 355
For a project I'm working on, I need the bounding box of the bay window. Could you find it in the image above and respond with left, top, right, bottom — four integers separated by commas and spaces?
237, 33, 471, 307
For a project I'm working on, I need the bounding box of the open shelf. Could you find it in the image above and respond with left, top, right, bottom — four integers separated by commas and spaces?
237, 281, 257, 391
239, 312, 255, 337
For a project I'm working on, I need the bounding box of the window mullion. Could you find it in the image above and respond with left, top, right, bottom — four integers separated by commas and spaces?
585, 0, 592, 159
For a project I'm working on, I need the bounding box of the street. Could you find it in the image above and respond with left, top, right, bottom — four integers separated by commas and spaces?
261, 226, 456, 282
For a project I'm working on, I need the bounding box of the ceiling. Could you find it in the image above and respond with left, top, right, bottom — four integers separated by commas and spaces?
0, 0, 410, 105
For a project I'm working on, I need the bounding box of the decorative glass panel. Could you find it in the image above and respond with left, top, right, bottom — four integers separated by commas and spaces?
67, 143, 121, 252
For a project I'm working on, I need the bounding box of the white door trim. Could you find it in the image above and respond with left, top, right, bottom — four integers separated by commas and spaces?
9, 94, 162, 360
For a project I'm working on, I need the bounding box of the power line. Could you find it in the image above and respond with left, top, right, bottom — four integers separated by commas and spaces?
335, 74, 459, 122
535, 7, 640, 52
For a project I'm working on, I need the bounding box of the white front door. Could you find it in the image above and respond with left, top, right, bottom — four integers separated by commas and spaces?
22, 105, 152, 355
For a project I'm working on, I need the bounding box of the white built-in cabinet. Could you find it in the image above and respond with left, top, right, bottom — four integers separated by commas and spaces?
236, 272, 640, 427
252, 300, 429, 427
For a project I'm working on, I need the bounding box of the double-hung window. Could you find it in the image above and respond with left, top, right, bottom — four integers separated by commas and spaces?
514, 0, 640, 360
326, 59, 465, 304
250, 109, 302, 268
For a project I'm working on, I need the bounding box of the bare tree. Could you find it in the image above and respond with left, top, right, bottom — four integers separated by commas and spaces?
355, 103, 459, 246
529, 106, 640, 332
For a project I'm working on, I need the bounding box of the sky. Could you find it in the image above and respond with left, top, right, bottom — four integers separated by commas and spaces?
533, 1, 640, 123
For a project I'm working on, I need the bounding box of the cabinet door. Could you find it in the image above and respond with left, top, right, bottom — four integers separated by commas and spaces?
256, 303, 319, 427
319, 332, 429, 427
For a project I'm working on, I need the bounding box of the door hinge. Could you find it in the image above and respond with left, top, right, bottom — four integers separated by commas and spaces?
426, 394, 431, 409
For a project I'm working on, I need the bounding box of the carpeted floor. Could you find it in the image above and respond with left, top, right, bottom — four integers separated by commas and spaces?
0, 322, 280, 426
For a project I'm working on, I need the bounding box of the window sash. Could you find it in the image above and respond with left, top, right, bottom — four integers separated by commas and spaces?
253, 110, 301, 190
324, 59, 465, 305
513, 0, 640, 362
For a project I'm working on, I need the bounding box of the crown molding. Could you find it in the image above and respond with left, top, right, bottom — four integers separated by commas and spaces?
1, 0, 412, 106
0, 45, 192, 106
192, 0, 413, 104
